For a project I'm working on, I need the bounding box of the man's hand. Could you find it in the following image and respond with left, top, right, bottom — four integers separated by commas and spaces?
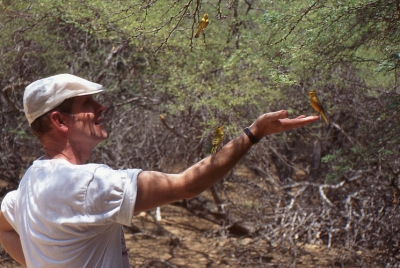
249, 110, 320, 139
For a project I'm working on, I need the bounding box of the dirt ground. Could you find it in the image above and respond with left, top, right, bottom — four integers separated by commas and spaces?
125, 202, 349, 268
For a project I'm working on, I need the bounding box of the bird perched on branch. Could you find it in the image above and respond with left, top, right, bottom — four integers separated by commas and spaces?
194, 14, 209, 38
211, 126, 224, 154
308, 90, 329, 125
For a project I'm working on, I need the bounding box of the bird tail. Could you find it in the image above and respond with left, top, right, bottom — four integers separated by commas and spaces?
211, 146, 217, 154
321, 113, 329, 125
194, 30, 201, 38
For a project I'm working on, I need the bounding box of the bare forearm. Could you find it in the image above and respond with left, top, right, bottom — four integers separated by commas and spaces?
135, 133, 253, 212
182, 132, 252, 197
0, 231, 26, 267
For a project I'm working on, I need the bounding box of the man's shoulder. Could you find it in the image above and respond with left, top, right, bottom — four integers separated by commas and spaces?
33, 159, 110, 171
31, 159, 141, 181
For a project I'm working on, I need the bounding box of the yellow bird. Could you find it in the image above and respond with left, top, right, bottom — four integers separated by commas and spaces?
308, 90, 329, 124
211, 126, 224, 154
194, 14, 209, 38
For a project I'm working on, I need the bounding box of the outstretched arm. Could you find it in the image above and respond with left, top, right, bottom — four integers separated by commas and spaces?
134, 110, 319, 213
0, 211, 26, 267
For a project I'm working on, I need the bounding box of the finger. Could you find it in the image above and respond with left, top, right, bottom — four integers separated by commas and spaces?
302, 115, 320, 122
295, 116, 320, 126
279, 115, 320, 129
266, 110, 288, 121
276, 110, 288, 119
295, 115, 306, 119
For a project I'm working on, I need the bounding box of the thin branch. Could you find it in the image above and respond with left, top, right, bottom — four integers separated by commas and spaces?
331, 122, 357, 145
95, 42, 127, 83
113, 96, 161, 107
154, 0, 193, 52
159, 114, 189, 139
274, 1, 319, 45
2, 81, 30, 113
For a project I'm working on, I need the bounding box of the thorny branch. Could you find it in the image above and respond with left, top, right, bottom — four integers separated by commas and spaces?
154, 0, 193, 52
1, 81, 30, 113
159, 114, 189, 139
274, 1, 319, 45
255, 167, 400, 265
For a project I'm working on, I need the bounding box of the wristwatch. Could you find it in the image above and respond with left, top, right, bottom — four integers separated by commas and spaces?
244, 127, 260, 144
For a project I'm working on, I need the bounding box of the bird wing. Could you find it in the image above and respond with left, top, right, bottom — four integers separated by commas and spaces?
194, 16, 209, 38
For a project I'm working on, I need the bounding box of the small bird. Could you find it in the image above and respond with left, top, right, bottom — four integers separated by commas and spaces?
194, 14, 209, 38
211, 126, 224, 154
308, 90, 329, 124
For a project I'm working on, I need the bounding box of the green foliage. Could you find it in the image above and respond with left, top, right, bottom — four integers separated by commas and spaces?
1, 0, 399, 180
321, 149, 351, 182
3, 128, 27, 138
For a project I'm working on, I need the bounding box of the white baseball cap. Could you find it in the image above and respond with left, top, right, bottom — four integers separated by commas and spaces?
23, 74, 104, 124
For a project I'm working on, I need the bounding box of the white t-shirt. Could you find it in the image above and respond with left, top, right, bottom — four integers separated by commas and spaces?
1, 158, 141, 268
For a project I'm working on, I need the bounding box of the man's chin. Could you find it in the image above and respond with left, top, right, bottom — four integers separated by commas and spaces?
101, 131, 108, 140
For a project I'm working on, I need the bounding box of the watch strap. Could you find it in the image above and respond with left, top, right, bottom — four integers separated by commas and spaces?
244, 127, 260, 144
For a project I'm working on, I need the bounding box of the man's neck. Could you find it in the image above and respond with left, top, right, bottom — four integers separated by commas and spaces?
42, 145, 91, 165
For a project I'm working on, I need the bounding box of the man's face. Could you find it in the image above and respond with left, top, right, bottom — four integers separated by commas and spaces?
67, 95, 108, 147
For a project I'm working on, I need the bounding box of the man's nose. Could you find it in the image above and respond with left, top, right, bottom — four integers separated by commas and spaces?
93, 100, 106, 112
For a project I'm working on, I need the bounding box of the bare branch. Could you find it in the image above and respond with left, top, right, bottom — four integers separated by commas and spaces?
274, 1, 319, 45
159, 114, 189, 139
1, 81, 30, 113
331, 122, 357, 145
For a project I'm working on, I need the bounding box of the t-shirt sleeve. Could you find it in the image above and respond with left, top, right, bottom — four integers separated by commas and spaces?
85, 167, 141, 227
1, 190, 18, 232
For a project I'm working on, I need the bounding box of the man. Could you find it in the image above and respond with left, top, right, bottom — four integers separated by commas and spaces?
0, 74, 319, 267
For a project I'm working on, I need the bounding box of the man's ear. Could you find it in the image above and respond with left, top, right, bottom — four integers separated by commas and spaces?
49, 111, 69, 132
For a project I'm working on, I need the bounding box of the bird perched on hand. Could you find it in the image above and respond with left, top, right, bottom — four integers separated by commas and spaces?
211, 126, 224, 154
308, 90, 329, 124
194, 14, 209, 38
